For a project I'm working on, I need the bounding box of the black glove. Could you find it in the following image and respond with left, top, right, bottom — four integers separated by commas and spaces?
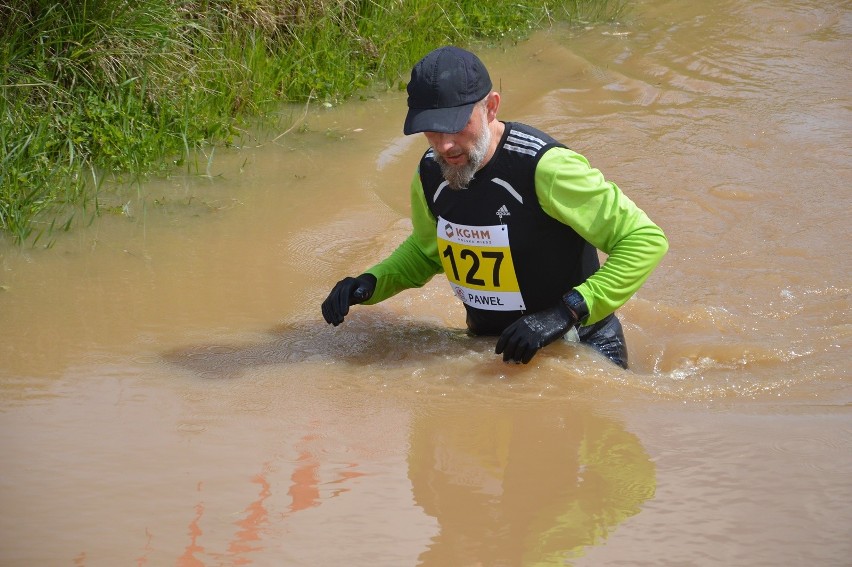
321, 274, 377, 326
495, 302, 578, 364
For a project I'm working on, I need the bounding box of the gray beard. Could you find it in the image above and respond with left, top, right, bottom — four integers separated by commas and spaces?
436, 121, 492, 190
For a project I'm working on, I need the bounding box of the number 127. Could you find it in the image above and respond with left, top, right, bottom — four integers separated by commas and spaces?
442, 245, 504, 288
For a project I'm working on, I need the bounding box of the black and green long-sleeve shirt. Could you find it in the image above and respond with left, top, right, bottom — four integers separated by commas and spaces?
364, 122, 668, 332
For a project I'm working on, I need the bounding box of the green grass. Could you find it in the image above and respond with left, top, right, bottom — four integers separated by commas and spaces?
0, 0, 628, 245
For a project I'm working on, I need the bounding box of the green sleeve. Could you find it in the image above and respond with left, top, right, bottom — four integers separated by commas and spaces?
535, 147, 668, 324
362, 170, 443, 304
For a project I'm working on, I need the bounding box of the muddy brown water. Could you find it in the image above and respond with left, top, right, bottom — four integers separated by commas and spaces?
2, 1, 851, 565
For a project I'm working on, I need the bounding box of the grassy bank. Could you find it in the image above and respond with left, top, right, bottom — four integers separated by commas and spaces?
1, 0, 627, 245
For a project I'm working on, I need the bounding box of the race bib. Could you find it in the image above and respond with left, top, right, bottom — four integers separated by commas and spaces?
437, 217, 526, 311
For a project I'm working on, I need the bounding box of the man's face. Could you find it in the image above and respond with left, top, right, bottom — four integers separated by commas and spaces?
423, 103, 491, 190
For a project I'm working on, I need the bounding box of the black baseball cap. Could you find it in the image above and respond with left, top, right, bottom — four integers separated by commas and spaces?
403, 46, 493, 135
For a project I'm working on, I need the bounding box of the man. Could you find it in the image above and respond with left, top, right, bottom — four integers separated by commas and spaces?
321, 46, 668, 368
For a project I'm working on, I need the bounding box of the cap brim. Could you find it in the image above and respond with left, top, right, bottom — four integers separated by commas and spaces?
403, 103, 476, 135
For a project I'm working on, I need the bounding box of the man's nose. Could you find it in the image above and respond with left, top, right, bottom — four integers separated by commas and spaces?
433, 133, 456, 152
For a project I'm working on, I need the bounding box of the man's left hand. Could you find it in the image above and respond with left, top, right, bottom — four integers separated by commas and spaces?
495, 303, 578, 364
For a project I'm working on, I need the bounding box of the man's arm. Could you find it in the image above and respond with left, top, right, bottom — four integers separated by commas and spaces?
535, 147, 668, 324
362, 171, 444, 304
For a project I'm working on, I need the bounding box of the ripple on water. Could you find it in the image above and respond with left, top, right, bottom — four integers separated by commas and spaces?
707, 184, 761, 201
769, 430, 852, 474
176, 421, 207, 433
285, 210, 404, 279
162, 310, 485, 379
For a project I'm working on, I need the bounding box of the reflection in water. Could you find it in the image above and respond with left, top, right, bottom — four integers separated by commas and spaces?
288, 446, 321, 513
162, 435, 369, 566
176, 484, 206, 567
228, 464, 272, 559
135, 529, 154, 567
409, 404, 655, 566
284, 429, 368, 513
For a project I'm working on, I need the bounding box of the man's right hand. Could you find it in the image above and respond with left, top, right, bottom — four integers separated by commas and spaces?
321, 274, 377, 326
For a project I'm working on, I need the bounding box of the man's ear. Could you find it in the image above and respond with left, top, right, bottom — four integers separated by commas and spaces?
486, 91, 501, 121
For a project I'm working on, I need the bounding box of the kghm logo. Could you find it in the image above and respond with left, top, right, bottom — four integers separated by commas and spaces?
444, 221, 492, 243
455, 227, 491, 240
496, 205, 510, 221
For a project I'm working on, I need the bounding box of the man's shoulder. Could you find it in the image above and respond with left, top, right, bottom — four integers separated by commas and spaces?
500, 122, 565, 162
